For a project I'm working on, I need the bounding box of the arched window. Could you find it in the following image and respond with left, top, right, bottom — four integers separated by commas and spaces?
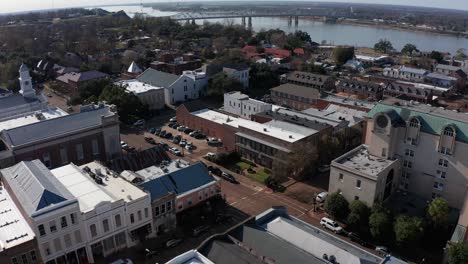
409, 118, 420, 128
443, 126, 454, 137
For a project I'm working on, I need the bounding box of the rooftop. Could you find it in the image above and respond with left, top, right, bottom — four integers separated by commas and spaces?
0, 186, 35, 252
334, 145, 395, 178
271, 83, 321, 99
129, 159, 190, 182
0, 107, 68, 132
137, 68, 179, 88
321, 93, 376, 110
303, 104, 367, 127
117, 79, 164, 94
398, 66, 427, 75
1, 160, 77, 218
166, 250, 214, 264
254, 108, 335, 130
56, 70, 107, 83
286, 71, 329, 86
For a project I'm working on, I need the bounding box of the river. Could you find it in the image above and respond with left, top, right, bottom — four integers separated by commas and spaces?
97, 5, 468, 54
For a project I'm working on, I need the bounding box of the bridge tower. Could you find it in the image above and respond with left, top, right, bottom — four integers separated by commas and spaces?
248, 16, 252, 30
288, 16, 292, 27
242, 16, 246, 27
295, 16, 299, 27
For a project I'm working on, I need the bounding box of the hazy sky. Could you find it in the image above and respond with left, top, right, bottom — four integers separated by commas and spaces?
1, 0, 468, 14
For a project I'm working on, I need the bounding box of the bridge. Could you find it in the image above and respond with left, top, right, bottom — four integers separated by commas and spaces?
170, 10, 332, 21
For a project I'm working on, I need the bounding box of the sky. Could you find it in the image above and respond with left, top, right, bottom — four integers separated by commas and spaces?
1, 0, 468, 14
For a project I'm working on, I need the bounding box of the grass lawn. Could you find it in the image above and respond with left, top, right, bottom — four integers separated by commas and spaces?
247, 168, 270, 184
235, 161, 252, 170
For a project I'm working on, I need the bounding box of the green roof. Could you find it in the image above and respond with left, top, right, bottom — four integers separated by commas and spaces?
137, 68, 179, 88
367, 103, 468, 143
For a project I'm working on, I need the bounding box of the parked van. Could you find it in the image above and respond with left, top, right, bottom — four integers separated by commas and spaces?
320, 217, 343, 234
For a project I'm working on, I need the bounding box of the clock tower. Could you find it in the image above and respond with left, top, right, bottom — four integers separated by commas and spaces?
19, 63, 36, 99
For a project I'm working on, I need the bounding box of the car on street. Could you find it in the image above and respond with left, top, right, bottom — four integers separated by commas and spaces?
221, 172, 238, 183
320, 217, 343, 234
120, 141, 129, 150
375, 246, 390, 256
133, 119, 145, 127
316, 192, 328, 203
110, 258, 134, 264
192, 225, 210, 237
207, 166, 222, 176
144, 137, 156, 145
170, 147, 182, 156
169, 117, 177, 123
165, 238, 183, 248
205, 152, 216, 158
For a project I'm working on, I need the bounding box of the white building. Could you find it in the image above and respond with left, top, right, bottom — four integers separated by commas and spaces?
137, 68, 208, 105
223, 91, 272, 119
1, 160, 88, 264
383, 66, 427, 82
117, 79, 165, 110
223, 65, 249, 88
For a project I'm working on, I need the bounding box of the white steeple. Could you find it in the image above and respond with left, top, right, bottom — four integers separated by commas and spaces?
128, 61, 142, 74
18, 64, 36, 99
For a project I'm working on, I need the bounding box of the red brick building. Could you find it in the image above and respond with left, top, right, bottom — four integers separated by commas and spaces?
270, 83, 321, 110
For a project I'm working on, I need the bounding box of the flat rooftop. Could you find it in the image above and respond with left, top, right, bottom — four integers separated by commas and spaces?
51, 164, 116, 213
132, 160, 190, 182
81, 162, 147, 203
303, 104, 367, 127
0, 186, 35, 252
335, 145, 395, 177
193, 109, 317, 143
321, 94, 376, 110
0, 107, 68, 132
117, 79, 164, 94
166, 250, 214, 264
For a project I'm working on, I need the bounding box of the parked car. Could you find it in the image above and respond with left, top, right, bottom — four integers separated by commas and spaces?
320, 217, 343, 234
184, 128, 194, 134
179, 139, 187, 147
189, 130, 199, 137
144, 137, 156, 145
110, 258, 134, 264
207, 166, 222, 176
316, 192, 328, 203
221, 172, 238, 183
207, 137, 221, 146
148, 128, 156, 134
165, 238, 183, 248
172, 123, 180, 129
318, 165, 331, 173
159, 142, 169, 150
173, 135, 182, 143
194, 133, 206, 139
159, 130, 167, 137
154, 128, 161, 135
165, 132, 173, 139
347, 232, 368, 246
169, 117, 177, 123
185, 142, 193, 150
192, 225, 210, 236
170, 147, 182, 156
177, 126, 186, 132
133, 119, 145, 127
205, 152, 216, 158
375, 246, 390, 256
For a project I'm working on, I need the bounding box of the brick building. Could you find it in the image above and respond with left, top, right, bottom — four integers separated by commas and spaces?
150, 53, 202, 75
336, 79, 384, 101
285, 71, 335, 91
270, 84, 321, 110
56, 70, 108, 91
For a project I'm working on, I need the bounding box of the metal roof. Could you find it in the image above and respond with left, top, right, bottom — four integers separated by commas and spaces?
270, 83, 321, 99
1, 160, 77, 218
137, 68, 179, 88
139, 162, 216, 201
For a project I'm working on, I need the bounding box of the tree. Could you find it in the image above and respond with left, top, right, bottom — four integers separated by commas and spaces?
427, 198, 449, 226
206, 73, 243, 97
369, 204, 393, 242
270, 141, 318, 183
347, 200, 370, 233
394, 215, 424, 246
430, 51, 444, 63
456, 48, 467, 59
324, 192, 350, 220
374, 39, 394, 53
332, 46, 355, 65
401, 43, 418, 55
448, 243, 468, 264
249, 64, 280, 92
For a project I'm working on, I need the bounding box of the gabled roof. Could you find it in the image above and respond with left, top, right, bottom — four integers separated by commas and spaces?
1, 160, 76, 217
56, 70, 107, 83
287, 71, 329, 86
137, 68, 180, 88
139, 162, 216, 201
128, 61, 142, 73
337, 79, 382, 92
270, 83, 321, 99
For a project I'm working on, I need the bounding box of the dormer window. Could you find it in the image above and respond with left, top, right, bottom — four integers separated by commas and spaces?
443, 127, 454, 137
409, 118, 420, 128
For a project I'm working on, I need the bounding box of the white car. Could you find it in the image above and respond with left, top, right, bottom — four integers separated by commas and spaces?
320, 217, 343, 234
170, 147, 182, 156
316, 192, 328, 203
185, 142, 193, 150
110, 259, 133, 264
169, 117, 177, 122
177, 126, 186, 131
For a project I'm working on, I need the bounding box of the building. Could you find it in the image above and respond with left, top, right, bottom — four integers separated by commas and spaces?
194, 207, 405, 264
449, 192, 468, 245
329, 98, 468, 209
0, 185, 41, 264
223, 91, 272, 119
150, 53, 202, 75
1, 160, 88, 264
166, 250, 214, 264
0, 64, 48, 122
137, 162, 220, 224
0, 103, 121, 169
383, 66, 428, 82
384, 82, 435, 103
56, 71, 108, 91
117, 80, 165, 110
121, 61, 143, 80
285, 71, 335, 91
223, 65, 250, 88
50, 162, 154, 263
336, 79, 384, 101
270, 83, 321, 110
137, 68, 207, 105
355, 54, 392, 67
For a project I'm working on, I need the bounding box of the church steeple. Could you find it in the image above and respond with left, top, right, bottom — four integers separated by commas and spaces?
18, 63, 36, 99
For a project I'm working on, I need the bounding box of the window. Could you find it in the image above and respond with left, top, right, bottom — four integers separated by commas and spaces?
74, 230, 82, 243
11, 257, 19, 264
155, 206, 160, 216
402, 171, 411, 180
43, 152, 51, 168
30, 251, 37, 263
92, 139, 99, 156
188, 198, 193, 206
115, 214, 122, 227
115, 232, 126, 247
53, 238, 62, 252
42, 243, 51, 256
61, 216, 68, 229
49, 221, 57, 233
339, 173, 344, 182
161, 204, 166, 214
64, 234, 72, 248
403, 160, 412, 168
144, 208, 149, 218
90, 224, 97, 237
356, 180, 361, 189
137, 210, 142, 221
103, 236, 115, 252
354, 196, 359, 200
167, 201, 172, 211
76, 144, 84, 161
178, 202, 183, 210
70, 213, 77, 225
405, 149, 414, 157
409, 118, 419, 128
130, 214, 135, 224
443, 127, 454, 137
381, 148, 386, 157
440, 147, 451, 155
440, 171, 447, 179
103, 219, 110, 233
21, 255, 28, 264
433, 182, 444, 190
38, 224, 46, 236
438, 159, 448, 167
